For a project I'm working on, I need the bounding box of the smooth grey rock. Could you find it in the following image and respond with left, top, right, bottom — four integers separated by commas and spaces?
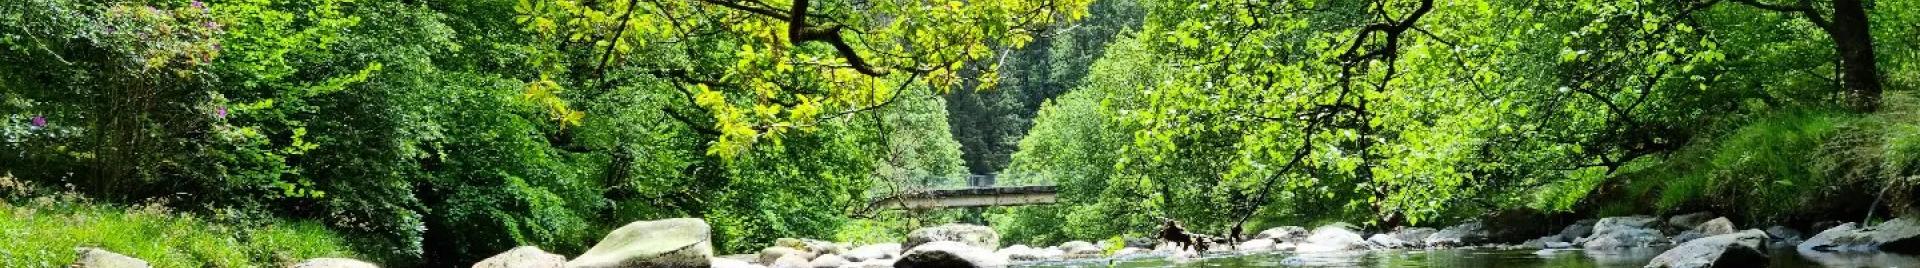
292, 258, 379, 268
565, 218, 712, 268
1560, 220, 1599, 241
995, 245, 1047, 261
474, 246, 566, 268
836, 259, 894, 268
759, 247, 814, 265
1669, 212, 1717, 230
806, 254, 847, 268
841, 243, 899, 262
1644, 230, 1770, 268
904, 224, 999, 250
1390, 227, 1440, 245
1580, 216, 1666, 249
767, 255, 809, 268
1254, 226, 1311, 243
1697, 217, 1736, 236
896, 241, 1007, 268
1058, 240, 1102, 258
71, 248, 149, 268
1366, 234, 1411, 249
1425, 222, 1490, 247
1125, 237, 1159, 249
1765, 226, 1803, 241
1522, 235, 1565, 249
1296, 224, 1368, 252
1799, 218, 1920, 253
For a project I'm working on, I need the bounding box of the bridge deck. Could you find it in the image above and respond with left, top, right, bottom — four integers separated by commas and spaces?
865, 185, 1059, 212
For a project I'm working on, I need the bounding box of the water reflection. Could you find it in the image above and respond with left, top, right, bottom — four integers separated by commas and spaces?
1015, 248, 1920, 267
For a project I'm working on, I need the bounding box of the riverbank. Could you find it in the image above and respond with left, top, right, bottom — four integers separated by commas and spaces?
0, 194, 360, 267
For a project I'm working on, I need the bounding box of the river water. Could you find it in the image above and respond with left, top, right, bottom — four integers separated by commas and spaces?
1017, 248, 1920, 267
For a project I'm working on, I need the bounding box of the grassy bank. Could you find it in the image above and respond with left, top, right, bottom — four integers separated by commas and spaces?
0, 194, 360, 267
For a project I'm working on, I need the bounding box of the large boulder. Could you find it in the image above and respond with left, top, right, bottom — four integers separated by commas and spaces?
1560, 219, 1599, 241
1058, 241, 1103, 259
292, 258, 379, 268
1644, 230, 1770, 268
1124, 237, 1159, 249
758, 247, 813, 265
1253, 226, 1311, 243
805, 254, 846, 268
1668, 212, 1717, 230
1580, 216, 1666, 249
895, 241, 1008, 268
767, 255, 809, 268
1799, 218, 1920, 253
1425, 222, 1490, 247
841, 243, 900, 262
565, 218, 713, 268
1296, 224, 1368, 252
1765, 226, 1804, 241
71, 248, 148, 268
1673, 217, 1740, 244
904, 224, 999, 250
1366, 234, 1412, 249
474, 246, 566, 268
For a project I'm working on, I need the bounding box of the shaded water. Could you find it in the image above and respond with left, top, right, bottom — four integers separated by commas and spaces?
1018, 248, 1920, 267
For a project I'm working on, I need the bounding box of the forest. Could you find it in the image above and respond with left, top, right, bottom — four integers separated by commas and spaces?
1, 0, 1917, 267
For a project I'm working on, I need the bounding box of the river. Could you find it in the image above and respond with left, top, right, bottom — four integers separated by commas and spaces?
1016, 247, 1920, 267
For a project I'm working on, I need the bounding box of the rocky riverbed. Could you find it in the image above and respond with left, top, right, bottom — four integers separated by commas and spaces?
58, 213, 1920, 268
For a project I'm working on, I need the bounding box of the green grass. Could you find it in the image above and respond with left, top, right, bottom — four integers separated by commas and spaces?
0, 195, 360, 267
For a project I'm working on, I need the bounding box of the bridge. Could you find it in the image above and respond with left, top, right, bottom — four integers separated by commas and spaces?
859, 174, 1060, 213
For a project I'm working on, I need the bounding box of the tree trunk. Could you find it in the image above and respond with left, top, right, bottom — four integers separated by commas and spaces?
1828, 0, 1882, 112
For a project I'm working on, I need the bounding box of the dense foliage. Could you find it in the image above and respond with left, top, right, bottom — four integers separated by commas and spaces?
2, 0, 1076, 265
4, 0, 1918, 264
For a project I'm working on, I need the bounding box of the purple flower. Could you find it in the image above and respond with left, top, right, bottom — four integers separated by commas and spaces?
29, 115, 46, 128
204, 21, 218, 30
215, 107, 227, 118
191, 0, 205, 10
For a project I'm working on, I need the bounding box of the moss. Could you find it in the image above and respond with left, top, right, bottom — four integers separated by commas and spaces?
0, 196, 360, 267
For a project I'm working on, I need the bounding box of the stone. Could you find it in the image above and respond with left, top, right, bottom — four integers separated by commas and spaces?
1366, 234, 1411, 249
1253, 226, 1311, 243
838, 259, 895, 268
1560, 219, 1599, 241
474, 246, 566, 268
1644, 229, 1770, 268
1696, 217, 1736, 236
1424, 221, 1490, 247
775, 238, 844, 256
1296, 223, 1368, 252
995, 245, 1046, 262
1765, 226, 1804, 241
1521, 235, 1564, 249
1389, 227, 1440, 244
1580, 215, 1666, 249
709, 257, 764, 268
806, 254, 847, 268
841, 243, 899, 262
1124, 237, 1159, 249
896, 241, 1008, 268
758, 247, 814, 265
1668, 212, 1717, 230
565, 218, 713, 268
71, 248, 149, 268
292, 258, 379, 268
1058, 240, 1102, 258
904, 224, 1000, 250
1546, 242, 1574, 249
1113, 247, 1150, 257
768, 255, 810, 268
1671, 231, 1709, 244
1798, 218, 1920, 253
